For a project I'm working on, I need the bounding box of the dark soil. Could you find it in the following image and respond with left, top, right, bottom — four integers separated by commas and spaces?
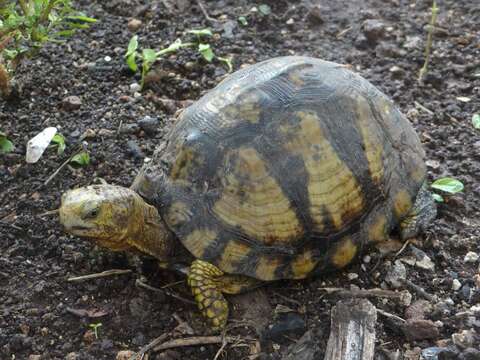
1, 0, 479, 359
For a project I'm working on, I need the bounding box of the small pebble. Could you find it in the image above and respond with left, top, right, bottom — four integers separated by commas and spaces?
286, 18, 294, 25
128, 18, 143, 32
464, 252, 479, 263
129, 83, 141, 93
62, 96, 82, 111
347, 273, 358, 280
452, 279, 462, 291
362, 19, 386, 43
386, 260, 407, 288
138, 116, 160, 136
363, 255, 371, 263
104, 56, 112, 62
452, 330, 476, 349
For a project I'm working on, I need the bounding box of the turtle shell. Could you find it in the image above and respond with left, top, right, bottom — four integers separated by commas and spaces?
132, 56, 426, 281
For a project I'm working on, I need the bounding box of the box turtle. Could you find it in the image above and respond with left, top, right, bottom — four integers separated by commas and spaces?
60, 56, 436, 329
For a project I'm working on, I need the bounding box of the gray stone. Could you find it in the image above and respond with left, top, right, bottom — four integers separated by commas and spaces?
464, 252, 479, 263
403, 319, 439, 340
362, 19, 386, 43
138, 116, 159, 136
62, 96, 82, 111
385, 260, 406, 288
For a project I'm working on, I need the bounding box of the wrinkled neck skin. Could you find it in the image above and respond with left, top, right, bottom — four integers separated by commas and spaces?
124, 198, 175, 261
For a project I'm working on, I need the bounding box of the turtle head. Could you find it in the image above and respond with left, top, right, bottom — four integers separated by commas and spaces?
59, 184, 174, 259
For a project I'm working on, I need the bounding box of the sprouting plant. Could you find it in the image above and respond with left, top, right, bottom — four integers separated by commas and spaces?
430, 177, 464, 202
0, 0, 96, 98
125, 28, 233, 90
89, 322, 102, 339
0, 131, 14, 153
70, 150, 90, 166
50, 133, 66, 155
125, 36, 194, 89
418, 0, 438, 84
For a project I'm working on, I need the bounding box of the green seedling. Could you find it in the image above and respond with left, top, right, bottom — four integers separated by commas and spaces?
50, 133, 66, 155
0, 131, 14, 153
125, 29, 233, 90
0, 0, 96, 98
70, 150, 90, 166
258, 4, 272, 16
238, 16, 248, 26
89, 322, 102, 339
418, 0, 438, 84
472, 113, 480, 129
430, 177, 464, 202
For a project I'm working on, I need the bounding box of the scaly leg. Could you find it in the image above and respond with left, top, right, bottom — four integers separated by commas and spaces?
187, 259, 261, 329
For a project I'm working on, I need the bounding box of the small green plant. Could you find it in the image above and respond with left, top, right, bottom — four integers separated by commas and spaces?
70, 150, 89, 166
125, 28, 233, 90
0, 0, 96, 97
238, 16, 248, 26
430, 177, 464, 202
0, 131, 14, 153
418, 0, 438, 84
89, 322, 102, 339
472, 113, 480, 129
50, 133, 66, 154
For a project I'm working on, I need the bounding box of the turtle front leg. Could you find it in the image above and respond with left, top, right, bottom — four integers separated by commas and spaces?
187, 259, 261, 329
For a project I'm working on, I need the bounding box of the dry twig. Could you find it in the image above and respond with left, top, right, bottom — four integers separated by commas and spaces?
135, 278, 196, 305
129, 333, 169, 360
67, 269, 132, 282
153, 335, 235, 352
195, 0, 218, 23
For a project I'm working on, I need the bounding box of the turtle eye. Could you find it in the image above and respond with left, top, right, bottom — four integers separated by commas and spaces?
84, 207, 100, 219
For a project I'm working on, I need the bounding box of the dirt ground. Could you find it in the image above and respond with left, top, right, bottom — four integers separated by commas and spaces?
1, 0, 479, 359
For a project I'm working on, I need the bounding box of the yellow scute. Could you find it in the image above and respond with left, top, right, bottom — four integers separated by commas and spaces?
283, 111, 365, 231
331, 237, 357, 268
183, 229, 218, 258
393, 189, 412, 219
213, 147, 303, 245
217, 240, 251, 273
291, 250, 317, 279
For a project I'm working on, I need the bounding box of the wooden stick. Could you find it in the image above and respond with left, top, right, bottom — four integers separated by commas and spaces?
319, 287, 410, 303
67, 269, 132, 282
195, 0, 218, 23
135, 278, 196, 305
129, 333, 169, 360
324, 299, 377, 360
153, 335, 234, 352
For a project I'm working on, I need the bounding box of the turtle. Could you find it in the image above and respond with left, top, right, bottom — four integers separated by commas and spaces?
59, 56, 436, 329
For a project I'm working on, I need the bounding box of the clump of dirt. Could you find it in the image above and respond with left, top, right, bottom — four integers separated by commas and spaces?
1, 0, 479, 359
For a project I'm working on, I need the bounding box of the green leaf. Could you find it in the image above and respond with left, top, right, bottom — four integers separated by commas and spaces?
157, 39, 194, 56
217, 56, 233, 72
0, 132, 14, 154
238, 16, 248, 26
126, 35, 138, 56
258, 4, 272, 16
142, 48, 157, 65
51, 133, 66, 155
187, 28, 213, 37
472, 113, 480, 129
126, 52, 137, 72
198, 43, 214, 62
431, 177, 464, 194
432, 193, 444, 203
70, 151, 90, 166
66, 15, 97, 23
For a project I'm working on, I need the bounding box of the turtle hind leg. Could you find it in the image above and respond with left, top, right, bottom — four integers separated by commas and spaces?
187, 259, 261, 330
